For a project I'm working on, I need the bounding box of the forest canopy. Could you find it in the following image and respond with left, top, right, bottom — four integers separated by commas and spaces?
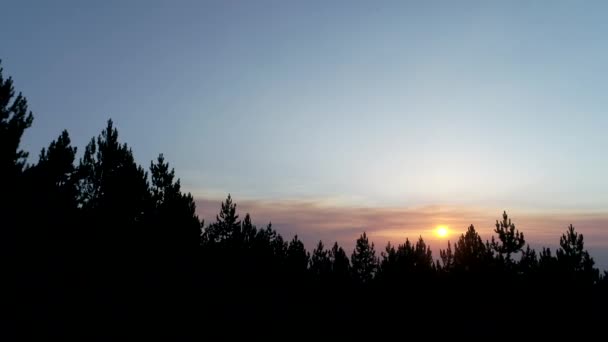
2, 61, 607, 339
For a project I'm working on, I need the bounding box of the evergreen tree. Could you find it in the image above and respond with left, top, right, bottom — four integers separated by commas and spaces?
203, 194, 241, 244
519, 244, 538, 275
380, 242, 398, 278
310, 241, 332, 280
76, 119, 152, 297
77, 120, 150, 226
271, 231, 288, 263
538, 247, 556, 268
28, 131, 79, 234
351, 232, 378, 283
150, 154, 179, 205
453, 225, 493, 272
0, 61, 33, 179
21, 131, 80, 289
396, 239, 415, 273
30, 130, 78, 208
440, 241, 454, 272
491, 211, 525, 266
286, 235, 310, 273
241, 213, 257, 246
413, 236, 434, 271
330, 242, 350, 282
252, 222, 276, 260
0, 61, 34, 260
380, 236, 434, 281
149, 154, 201, 252
556, 224, 599, 284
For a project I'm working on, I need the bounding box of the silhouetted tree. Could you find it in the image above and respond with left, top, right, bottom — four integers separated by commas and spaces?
380, 236, 434, 283
519, 244, 538, 275
0, 61, 33, 179
76, 119, 152, 319
249, 222, 287, 273
414, 236, 434, 271
380, 242, 398, 278
491, 211, 525, 267
27, 130, 79, 238
556, 224, 599, 284
149, 154, 201, 252
270, 225, 288, 262
17, 130, 79, 288
26, 130, 79, 223
286, 235, 310, 274
203, 194, 241, 244
330, 242, 350, 282
394, 239, 415, 274
77, 120, 150, 227
0, 61, 34, 263
453, 225, 493, 272
241, 213, 257, 246
440, 241, 454, 272
351, 232, 378, 284
3, 59, 608, 337
538, 247, 556, 269
310, 241, 332, 280
251, 222, 276, 261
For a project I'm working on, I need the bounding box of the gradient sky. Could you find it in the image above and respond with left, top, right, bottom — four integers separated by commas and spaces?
2, 1, 607, 267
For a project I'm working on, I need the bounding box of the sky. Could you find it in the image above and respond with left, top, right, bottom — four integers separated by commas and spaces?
1, 1, 607, 268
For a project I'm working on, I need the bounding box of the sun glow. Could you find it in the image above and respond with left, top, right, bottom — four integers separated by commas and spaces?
436, 226, 449, 238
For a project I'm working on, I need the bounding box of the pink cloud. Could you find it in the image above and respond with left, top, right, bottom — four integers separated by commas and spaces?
195, 197, 608, 270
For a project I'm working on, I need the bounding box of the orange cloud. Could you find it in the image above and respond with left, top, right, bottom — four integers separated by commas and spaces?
195, 197, 608, 270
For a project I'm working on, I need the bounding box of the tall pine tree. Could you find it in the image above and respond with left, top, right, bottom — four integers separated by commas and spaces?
351, 232, 378, 284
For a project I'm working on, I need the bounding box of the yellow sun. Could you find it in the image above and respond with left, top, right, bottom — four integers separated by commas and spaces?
436, 226, 448, 238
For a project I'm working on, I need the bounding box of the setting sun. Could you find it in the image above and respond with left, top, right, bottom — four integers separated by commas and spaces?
436, 226, 449, 238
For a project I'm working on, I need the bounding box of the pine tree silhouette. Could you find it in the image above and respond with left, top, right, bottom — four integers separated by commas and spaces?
2, 58, 607, 339
440, 241, 454, 272
491, 211, 525, 267
556, 224, 599, 284
330, 241, 350, 283
286, 235, 310, 274
1, 60, 35, 267
351, 232, 378, 284
203, 194, 241, 244
0, 60, 33, 178
454, 225, 494, 272
311, 241, 332, 281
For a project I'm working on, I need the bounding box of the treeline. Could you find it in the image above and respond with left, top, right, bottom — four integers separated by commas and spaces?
2, 62, 607, 338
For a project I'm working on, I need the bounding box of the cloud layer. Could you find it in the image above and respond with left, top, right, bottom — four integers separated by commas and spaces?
195, 197, 608, 270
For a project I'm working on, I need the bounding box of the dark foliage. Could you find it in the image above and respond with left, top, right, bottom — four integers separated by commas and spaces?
2, 61, 606, 338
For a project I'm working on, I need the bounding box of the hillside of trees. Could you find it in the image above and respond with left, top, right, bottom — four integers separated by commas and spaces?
3, 62, 607, 338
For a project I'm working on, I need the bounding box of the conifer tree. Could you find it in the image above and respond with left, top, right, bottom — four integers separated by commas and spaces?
519, 244, 538, 275
351, 232, 378, 283
286, 235, 309, 277
77, 120, 150, 224
204, 194, 241, 244
556, 224, 599, 284
440, 241, 454, 271
491, 211, 525, 265
330, 242, 350, 281
33, 130, 78, 208
150, 154, 201, 251
0, 61, 33, 179
453, 225, 493, 272
0, 61, 34, 256
311, 241, 332, 280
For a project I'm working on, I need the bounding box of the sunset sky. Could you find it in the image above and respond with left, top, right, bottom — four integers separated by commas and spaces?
2, 1, 607, 269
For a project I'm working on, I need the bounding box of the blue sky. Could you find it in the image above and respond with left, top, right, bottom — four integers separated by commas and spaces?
2, 0, 607, 212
